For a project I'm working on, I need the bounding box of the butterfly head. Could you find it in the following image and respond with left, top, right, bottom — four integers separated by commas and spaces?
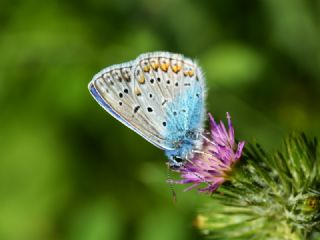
166, 143, 195, 170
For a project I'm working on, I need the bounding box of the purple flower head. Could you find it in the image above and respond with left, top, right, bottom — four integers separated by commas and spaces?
172, 112, 245, 193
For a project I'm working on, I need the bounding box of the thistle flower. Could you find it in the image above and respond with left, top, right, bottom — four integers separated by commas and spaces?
173, 112, 245, 193
196, 133, 320, 239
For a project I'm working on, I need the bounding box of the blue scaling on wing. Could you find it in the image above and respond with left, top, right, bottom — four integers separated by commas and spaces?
164, 83, 205, 162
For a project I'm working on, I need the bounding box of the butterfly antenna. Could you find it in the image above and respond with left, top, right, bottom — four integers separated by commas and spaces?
167, 168, 177, 203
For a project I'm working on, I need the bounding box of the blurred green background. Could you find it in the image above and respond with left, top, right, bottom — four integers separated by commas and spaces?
0, 0, 319, 239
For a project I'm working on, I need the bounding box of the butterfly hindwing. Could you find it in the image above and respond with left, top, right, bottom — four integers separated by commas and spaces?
133, 52, 206, 150
89, 52, 206, 153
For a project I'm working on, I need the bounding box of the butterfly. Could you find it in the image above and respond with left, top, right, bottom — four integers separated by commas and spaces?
88, 52, 206, 169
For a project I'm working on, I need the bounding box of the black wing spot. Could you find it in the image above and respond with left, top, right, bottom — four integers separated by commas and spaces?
147, 107, 153, 112
162, 122, 167, 127
150, 78, 154, 83
184, 83, 191, 86
149, 93, 153, 98
196, 93, 200, 97
134, 106, 140, 113
124, 88, 129, 94
119, 102, 122, 106
175, 82, 178, 87
173, 111, 177, 116
157, 77, 161, 82
119, 93, 123, 98
166, 80, 170, 84
182, 109, 186, 113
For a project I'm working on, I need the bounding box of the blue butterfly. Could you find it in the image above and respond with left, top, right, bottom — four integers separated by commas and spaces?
88, 52, 206, 169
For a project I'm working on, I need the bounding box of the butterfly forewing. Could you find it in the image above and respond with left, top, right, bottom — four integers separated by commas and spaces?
89, 62, 167, 149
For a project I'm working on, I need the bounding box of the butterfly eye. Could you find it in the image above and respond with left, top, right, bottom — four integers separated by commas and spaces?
173, 156, 183, 163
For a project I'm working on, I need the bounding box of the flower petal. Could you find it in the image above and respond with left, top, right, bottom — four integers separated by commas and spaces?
173, 112, 245, 193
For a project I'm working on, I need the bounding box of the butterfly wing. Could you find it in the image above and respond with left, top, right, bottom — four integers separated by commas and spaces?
88, 61, 168, 149
88, 52, 206, 151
